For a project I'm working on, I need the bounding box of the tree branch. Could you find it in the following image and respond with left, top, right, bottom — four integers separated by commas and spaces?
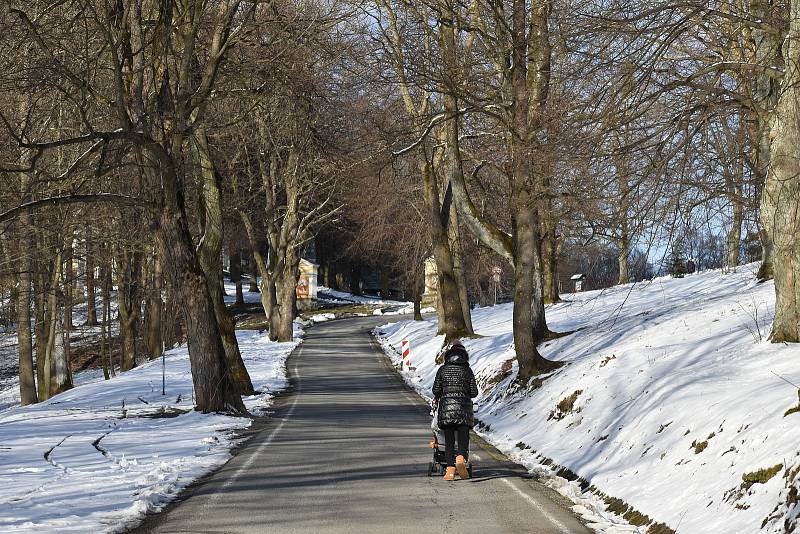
0, 194, 152, 225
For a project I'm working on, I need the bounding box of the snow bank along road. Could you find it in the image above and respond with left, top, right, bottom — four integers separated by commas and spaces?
0, 329, 298, 533
376, 265, 800, 532
133, 317, 590, 534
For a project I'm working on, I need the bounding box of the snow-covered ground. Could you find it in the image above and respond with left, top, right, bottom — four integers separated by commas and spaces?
0, 327, 301, 533
222, 280, 264, 306
375, 263, 800, 533
223, 279, 423, 317
0, 331, 22, 408
223, 278, 407, 307
0, 297, 119, 411
317, 285, 401, 304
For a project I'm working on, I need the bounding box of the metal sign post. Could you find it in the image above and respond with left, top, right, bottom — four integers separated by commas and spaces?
161, 337, 166, 396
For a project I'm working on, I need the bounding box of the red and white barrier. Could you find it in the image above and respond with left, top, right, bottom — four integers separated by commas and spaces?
401, 339, 410, 369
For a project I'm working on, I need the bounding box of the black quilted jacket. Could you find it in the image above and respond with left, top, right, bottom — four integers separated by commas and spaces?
432, 346, 479, 428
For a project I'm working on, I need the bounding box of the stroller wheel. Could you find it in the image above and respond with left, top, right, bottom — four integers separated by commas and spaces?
427, 461, 436, 477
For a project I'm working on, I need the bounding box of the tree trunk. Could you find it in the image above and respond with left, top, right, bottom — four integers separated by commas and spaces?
617, 247, 630, 286
334, 266, 346, 291
236, 280, 245, 306
413, 289, 423, 321
380, 269, 390, 299
512, 200, 556, 379
249, 257, 260, 293
34, 271, 48, 400
163, 285, 183, 351
449, 208, 474, 334
145, 247, 164, 361
268, 146, 303, 344
0, 213, 36, 403
194, 126, 255, 396
208, 275, 254, 394
63, 275, 73, 390
157, 200, 245, 413
239, 211, 274, 323
101, 257, 116, 377
44, 251, 68, 397
319, 263, 331, 288
617, 229, 630, 285
508, 0, 558, 380
211, 271, 253, 389
230, 250, 245, 306
220, 257, 228, 297
538, 174, 560, 303
117, 248, 141, 372
542, 239, 560, 302
764, 7, 800, 342
757, 135, 775, 281
100, 259, 111, 380
4, 286, 14, 330
541, 221, 561, 302
13, 236, 37, 405
412, 269, 424, 321
757, 228, 775, 280
49, 308, 71, 396
726, 197, 743, 270
751, 0, 780, 282
265, 277, 279, 338
274, 255, 299, 342
421, 161, 469, 341
63, 238, 74, 330
349, 264, 362, 295
85, 230, 98, 326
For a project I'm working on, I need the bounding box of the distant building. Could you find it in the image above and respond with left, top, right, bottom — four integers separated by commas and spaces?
297, 259, 319, 301
423, 256, 438, 307
570, 273, 586, 292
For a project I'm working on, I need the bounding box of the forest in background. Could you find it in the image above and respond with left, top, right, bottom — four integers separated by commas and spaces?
0, 0, 797, 411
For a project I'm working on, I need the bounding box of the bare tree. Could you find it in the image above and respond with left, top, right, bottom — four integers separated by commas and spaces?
0, 0, 256, 412
373, 0, 474, 340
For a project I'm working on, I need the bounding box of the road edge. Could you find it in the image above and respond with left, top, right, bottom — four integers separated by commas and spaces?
366, 328, 594, 532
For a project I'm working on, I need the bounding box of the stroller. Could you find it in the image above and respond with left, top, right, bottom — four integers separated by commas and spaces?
426, 402, 474, 477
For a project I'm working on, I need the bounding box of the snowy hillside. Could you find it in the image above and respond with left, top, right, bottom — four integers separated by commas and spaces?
0, 328, 300, 533
376, 264, 800, 533
0, 297, 119, 411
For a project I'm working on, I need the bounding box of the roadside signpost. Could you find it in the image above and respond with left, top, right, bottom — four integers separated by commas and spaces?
161, 338, 166, 396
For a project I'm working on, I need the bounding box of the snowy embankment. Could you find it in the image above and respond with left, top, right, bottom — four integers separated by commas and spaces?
0, 327, 301, 533
376, 263, 800, 533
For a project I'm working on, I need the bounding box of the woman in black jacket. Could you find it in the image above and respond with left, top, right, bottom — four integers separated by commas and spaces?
432, 341, 479, 480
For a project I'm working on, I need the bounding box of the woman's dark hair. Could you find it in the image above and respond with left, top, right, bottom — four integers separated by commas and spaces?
444, 341, 469, 363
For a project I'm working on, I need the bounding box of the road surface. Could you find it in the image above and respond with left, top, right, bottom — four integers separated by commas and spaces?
133, 317, 591, 534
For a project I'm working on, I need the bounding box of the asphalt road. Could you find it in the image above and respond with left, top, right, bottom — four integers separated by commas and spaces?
132, 317, 591, 534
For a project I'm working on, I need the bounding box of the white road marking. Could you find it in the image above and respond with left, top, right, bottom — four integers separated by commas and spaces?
370, 332, 574, 532
472, 451, 571, 531
500, 477, 572, 534
209, 343, 305, 501
209, 325, 575, 534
